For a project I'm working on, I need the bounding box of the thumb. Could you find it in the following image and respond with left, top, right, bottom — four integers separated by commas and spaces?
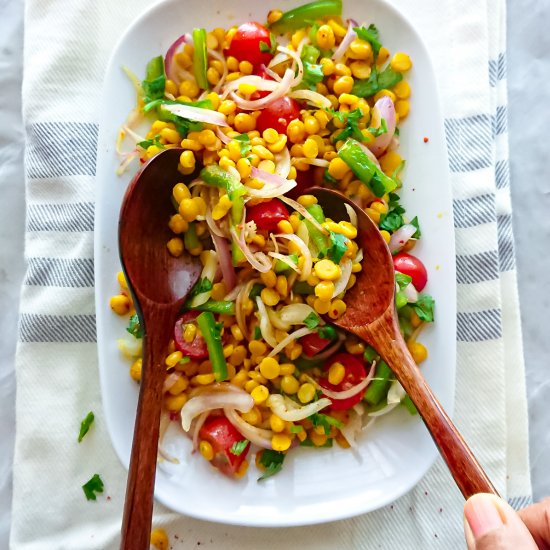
464, 493, 538, 550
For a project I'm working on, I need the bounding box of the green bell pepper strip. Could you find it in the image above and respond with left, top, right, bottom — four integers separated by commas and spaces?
192, 28, 209, 90
199, 165, 247, 264
269, 0, 342, 33
402, 395, 417, 415
304, 204, 329, 256
338, 139, 397, 197
196, 311, 228, 382
183, 222, 200, 251
185, 300, 235, 315
293, 281, 315, 295
274, 253, 299, 274
363, 360, 393, 405
363, 345, 379, 363
395, 291, 408, 309
142, 56, 165, 103
142, 98, 213, 113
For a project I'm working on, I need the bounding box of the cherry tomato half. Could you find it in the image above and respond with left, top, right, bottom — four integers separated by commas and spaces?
255, 97, 301, 135
393, 252, 428, 291
300, 332, 332, 357
287, 166, 324, 199
319, 353, 368, 411
173, 310, 208, 360
199, 415, 250, 477
225, 22, 273, 67
246, 198, 289, 232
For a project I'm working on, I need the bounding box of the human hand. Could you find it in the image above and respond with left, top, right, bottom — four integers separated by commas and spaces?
463, 493, 550, 549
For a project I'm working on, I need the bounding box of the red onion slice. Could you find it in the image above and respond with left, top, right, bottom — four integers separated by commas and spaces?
165, 33, 192, 83
367, 96, 397, 157
215, 127, 231, 145
402, 282, 419, 303
163, 372, 182, 393
211, 232, 237, 291
309, 364, 374, 400
332, 20, 357, 62
388, 223, 417, 253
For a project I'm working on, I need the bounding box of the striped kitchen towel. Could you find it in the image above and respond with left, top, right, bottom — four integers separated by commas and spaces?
11, 0, 531, 547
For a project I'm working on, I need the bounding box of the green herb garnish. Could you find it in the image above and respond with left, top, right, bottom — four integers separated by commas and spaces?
82, 474, 104, 501
126, 314, 143, 339
257, 450, 286, 481
304, 312, 321, 330
78, 411, 94, 443
230, 440, 249, 456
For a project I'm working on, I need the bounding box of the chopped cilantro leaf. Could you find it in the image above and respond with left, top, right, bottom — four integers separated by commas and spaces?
82, 474, 104, 501
233, 134, 251, 156
253, 326, 262, 340
368, 117, 388, 137
179, 356, 190, 365
230, 439, 249, 456
310, 413, 343, 435
259, 32, 277, 54
352, 65, 403, 98
300, 437, 333, 448
257, 450, 285, 481
412, 294, 435, 322
391, 159, 406, 186
126, 314, 143, 339
354, 24, 382, 58
395, 272, 413, 290
410, 216, 421, 238
327, 231, 349, 263
137, 135, 164, 150
142, 56, 166, 104
329, 108, 366, 143
249, 283, 265, 299
379, 211, 404, 232
303, 312, 321, 330
302, 61, 324, 90
78, 411, 94, 443
290, 425, 303, 433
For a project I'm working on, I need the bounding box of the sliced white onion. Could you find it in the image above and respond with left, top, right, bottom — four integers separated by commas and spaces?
296, 218, 310, 245
267, 308, 291, 332
160, 103, 228, 127
267, 394, 332, 422
277, 45, 304, 88
387, 380, 406, 405
332, 20, 357, 62
267, 252, 301, 274
344, 203, 357, 227
273, 233, 312, 281
389, 224, 417, 253
116, 336, 142, 359
260, 63, 282, 82
222, 75, 280, 96
163, 372, 182, 393
279, 303, 317, 326
224, 407, 273, 449
340, 407, 362, 448
116, 150, 140, 176
236, 278, 260, 340
332, 258, 353, 298
367, 96, 397, 157
208, 49, 228, 94
247, 168, 297, 197
274, 147, 291, 179
211, 232, 237, 292
354, 249, 364, 263
291, 157, 330, 167
229, 68, 294, 110
268, 326, 315, 357
181, 389, 254, 431
402, 282, 419, 303
158, 413, 180, 464
255, 297, 279, 349
188, 250, 217, 307
308, 364, 374, 401
368, 402, 400, 418
230, 227, 272, 272
268, 51, 291, 68
289, 89, 332, 109
223, 282, 244, 302
215, 126, 231, 145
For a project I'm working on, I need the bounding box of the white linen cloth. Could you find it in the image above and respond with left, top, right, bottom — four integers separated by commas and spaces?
11, 0, 531, 547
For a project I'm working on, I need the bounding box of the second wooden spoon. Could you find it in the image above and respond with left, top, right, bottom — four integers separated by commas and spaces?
311, 187, 497, 498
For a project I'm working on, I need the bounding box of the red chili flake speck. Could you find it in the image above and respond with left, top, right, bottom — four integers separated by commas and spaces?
106, 496, 111, 501
423, 137, 429, 143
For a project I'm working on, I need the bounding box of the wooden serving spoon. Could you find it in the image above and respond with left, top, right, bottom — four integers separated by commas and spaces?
118, 148, 201, 549
310, 187, 497, 498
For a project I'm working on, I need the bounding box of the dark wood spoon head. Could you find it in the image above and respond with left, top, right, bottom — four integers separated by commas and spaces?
309, 187, 395, 331
119, 147, 201, 308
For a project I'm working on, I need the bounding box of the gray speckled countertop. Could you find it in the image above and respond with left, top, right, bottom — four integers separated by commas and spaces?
0, 0, 548, 546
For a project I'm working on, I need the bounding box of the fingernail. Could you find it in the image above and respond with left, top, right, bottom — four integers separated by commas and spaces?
464, 494, 504, 538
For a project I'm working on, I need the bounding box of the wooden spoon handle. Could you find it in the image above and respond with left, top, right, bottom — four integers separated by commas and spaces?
366, 310, 498, 499
120, 305, 174, 550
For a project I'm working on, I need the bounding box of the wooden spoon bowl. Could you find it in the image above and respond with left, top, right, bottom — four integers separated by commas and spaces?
118, 147, 201, 549
310, 187, 497, 498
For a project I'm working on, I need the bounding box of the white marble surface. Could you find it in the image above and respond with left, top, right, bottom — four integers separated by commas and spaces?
0, 0, 548, 546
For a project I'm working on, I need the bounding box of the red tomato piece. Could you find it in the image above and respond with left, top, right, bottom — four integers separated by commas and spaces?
255, 97, 301, 135
300, 332, 331, 357
199, 416, 250, 477
173, 311, 208, 360
319, 353, 368, 411
225, 22, 273, 67
246, 198, 289, 232
393, 252, 428, 291
287, 166, 324, 199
